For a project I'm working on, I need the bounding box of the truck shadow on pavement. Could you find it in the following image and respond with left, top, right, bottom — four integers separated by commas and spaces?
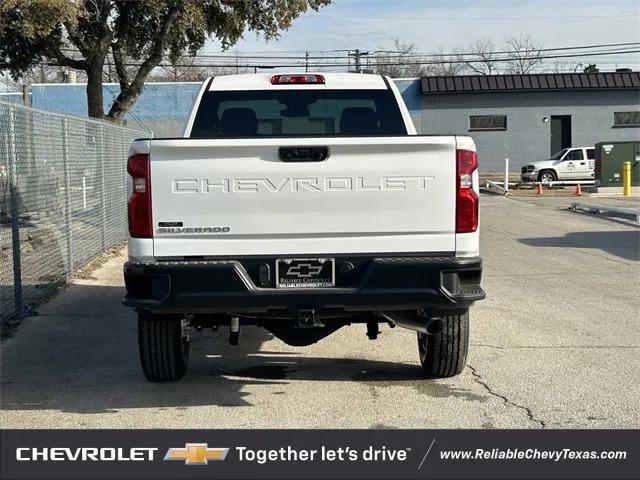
1, 283, 465, 416
518, 230, 640, 261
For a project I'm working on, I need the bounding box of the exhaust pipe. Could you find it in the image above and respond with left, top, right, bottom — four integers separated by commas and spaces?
378, 312, 444, 335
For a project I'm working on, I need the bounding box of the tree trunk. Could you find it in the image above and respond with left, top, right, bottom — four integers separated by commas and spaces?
107, 5, 181, 123
86, 63, 105, 119
106, 85, 142, 123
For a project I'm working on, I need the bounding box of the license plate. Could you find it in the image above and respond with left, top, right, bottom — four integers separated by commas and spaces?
276, 258, 335, 288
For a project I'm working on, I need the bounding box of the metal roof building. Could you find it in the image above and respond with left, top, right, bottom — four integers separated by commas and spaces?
421, 72, 640, 94
396, 72, 640, 172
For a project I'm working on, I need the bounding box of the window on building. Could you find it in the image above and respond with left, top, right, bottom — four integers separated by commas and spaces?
613, 111, 640, 127
565, 149, 584, 161
469, 115, 507, 131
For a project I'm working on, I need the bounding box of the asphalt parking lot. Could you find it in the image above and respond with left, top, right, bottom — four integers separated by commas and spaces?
1, 194, 638, 429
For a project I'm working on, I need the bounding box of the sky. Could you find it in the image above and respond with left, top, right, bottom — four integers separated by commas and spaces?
1, 0, 639, 92
206, 0, 640, 70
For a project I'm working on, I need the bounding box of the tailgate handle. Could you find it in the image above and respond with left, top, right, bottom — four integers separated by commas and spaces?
279, 146, 328, 162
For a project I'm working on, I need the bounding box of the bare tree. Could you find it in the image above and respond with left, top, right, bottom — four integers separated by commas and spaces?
373, 40, 468, 77
0, 72, 18, 92
549, 59, 569, 73
424, 47, 466, 76
154, 55, 208, 82
151, 57, 252, 82
24, 65, 58, 83
373, 39, 430, 78
547, 60, 588, 73
465, 37, 500, 75
503, 34, 544, 74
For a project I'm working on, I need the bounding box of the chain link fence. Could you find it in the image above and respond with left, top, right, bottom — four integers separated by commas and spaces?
0, 100, 146, 326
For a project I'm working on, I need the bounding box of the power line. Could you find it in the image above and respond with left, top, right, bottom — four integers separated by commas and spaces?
39, 48, 640, 70
369, 43, 640, 58
23, 45, 640, 76
304, 13, 640, 21
58, 42, 640, 60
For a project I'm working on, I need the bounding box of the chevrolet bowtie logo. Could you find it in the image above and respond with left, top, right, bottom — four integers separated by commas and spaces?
164, 443, 229, 465
286, 263, 323, 278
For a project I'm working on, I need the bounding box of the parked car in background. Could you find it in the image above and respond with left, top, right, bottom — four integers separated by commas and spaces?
521, 147, 595, 183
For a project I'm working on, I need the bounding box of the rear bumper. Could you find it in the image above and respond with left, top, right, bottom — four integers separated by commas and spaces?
123, 255, 485, 314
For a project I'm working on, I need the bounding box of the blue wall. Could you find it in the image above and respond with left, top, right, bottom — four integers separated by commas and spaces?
393, 78, 422, 111
28, 79, 422, 137
31, 82, 201, 136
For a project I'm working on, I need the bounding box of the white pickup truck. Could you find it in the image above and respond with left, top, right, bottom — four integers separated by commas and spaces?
521, 147, 596, 183
123, 73, 485, 382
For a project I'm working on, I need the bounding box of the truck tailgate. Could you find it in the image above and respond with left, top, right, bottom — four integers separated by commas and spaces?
149, 136, 456, 257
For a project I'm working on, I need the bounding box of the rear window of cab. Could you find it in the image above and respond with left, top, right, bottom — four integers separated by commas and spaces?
190, 89, 407, 138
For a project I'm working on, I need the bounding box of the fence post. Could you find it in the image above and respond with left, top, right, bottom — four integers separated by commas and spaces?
100, 124, 107, 249
504, 158, 510, 194
82, 176, 87, 211
7, 107, 23, 314
61, 118, 74, 275
122, 130, 128, 238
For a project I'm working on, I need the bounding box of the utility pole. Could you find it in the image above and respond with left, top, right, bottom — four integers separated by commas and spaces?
348, 49, 369, 73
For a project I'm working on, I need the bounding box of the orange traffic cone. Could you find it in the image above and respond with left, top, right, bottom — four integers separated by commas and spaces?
536, 183, 544, 195
575, 184, 582, 196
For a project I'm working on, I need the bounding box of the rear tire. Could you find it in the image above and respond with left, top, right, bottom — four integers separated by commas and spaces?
417, 310, 469, 378
138, 312, 190, 382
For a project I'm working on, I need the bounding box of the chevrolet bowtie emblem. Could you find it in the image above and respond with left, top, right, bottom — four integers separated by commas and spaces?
164, 443, 229, 465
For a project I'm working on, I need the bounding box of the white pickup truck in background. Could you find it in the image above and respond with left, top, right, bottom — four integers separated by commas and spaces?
123, 73, 485, 382
521, 146, 596, 183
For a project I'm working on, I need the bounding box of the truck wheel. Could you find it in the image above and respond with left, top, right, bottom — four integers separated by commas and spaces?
417, 310, 469, 378
138, 312, 190, 382
538, 170, 557, 183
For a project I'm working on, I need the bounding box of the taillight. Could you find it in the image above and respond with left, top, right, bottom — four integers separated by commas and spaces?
127, 153, 152, 238
456, 149, 479, 233
271, 74, 325, 85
